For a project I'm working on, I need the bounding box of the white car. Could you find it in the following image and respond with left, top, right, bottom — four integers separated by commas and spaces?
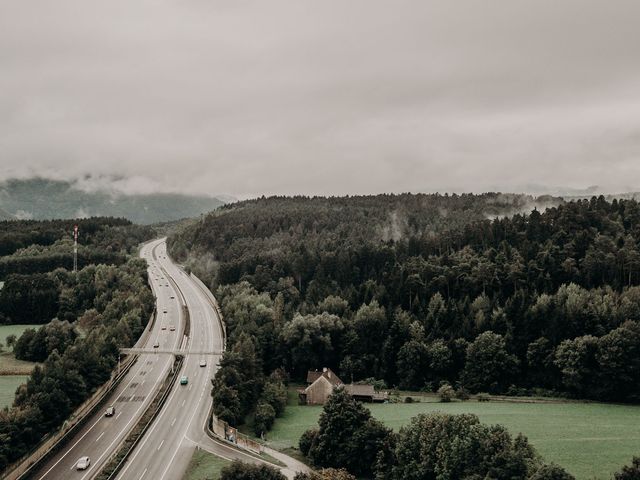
169, 325, 176, 331
199, 359, 207, 367
76, 456, 90, 470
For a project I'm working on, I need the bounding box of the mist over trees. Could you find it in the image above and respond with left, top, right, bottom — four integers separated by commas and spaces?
170, 194, 640, 403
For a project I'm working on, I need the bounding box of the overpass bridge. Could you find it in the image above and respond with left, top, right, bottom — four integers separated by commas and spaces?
120, 348, 223, 355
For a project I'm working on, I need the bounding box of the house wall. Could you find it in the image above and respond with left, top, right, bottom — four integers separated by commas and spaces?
305, 376, 335, 405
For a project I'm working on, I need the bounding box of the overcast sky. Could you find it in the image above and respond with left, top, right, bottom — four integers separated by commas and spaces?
1, 0, 639, 197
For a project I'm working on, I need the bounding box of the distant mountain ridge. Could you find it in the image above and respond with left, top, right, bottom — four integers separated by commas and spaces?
0, 178, 229, 224
0, 207, 14, 220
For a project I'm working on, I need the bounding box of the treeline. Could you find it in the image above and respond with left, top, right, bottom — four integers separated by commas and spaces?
210, 283, 288, 434
0, 217, 153, 278
169, 195, 640, 408
0, 259, 154, 471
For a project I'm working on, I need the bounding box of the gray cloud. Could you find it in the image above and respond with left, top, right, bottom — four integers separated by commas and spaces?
1, 0, 639, 197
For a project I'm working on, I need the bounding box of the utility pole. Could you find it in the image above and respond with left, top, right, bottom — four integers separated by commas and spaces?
73, 224, 78, 272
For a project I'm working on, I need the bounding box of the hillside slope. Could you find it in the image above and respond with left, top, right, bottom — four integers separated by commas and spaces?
0, 178, 228, 224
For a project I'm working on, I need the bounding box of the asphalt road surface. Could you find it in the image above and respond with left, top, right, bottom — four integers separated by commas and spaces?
31, 238, 307, 480
31, 239, 184, 479
114, 240, 225, 480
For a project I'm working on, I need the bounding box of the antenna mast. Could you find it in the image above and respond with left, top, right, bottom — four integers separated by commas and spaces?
73, 225, 78, 272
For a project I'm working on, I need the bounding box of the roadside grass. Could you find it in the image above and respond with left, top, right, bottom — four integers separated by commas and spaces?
0, 375, 28, 408
261, 388, 640, 480
182, 449, 231, 480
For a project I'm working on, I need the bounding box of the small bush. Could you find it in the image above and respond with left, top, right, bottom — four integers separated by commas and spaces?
299, 428, 318, 457
455, 387, 470, 401
221, 461, 286, 480
437, 384, 455, 403
529, 463, 575, 480
477, 393, 490, 402
615, 456, 640, 480
404, 396, 413, 403
253, 403, 276, 436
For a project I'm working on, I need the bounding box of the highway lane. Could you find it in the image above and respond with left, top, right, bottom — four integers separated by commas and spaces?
114, 240, 308, 480
114, 240, 224, 480
31, 239, 184, 480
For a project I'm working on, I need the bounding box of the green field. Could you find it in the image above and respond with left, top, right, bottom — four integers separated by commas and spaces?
0, 324, 40, 375
262, 392, 640, 480
182, 449, 231, 480
0, 324, 39, 350
0, 375, 28, 408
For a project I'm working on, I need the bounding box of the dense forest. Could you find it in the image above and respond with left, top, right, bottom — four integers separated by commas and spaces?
168, 193, 640, 426
0, 218, 155, 472
0, 217, 153, 325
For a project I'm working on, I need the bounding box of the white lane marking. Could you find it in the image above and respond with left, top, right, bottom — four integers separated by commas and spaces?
38, 351, 152, 480
115, 412, 122, 420
95, 432, 105, 442
138, 468, 148, 480
159, 354, 216, 480
113, 290, 189, 479
157, 439, 165, 451
181, 399, 186, 407
188, 384, 192, 391
171, 417, 177, 427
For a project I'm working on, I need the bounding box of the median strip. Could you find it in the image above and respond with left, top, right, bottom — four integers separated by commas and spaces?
95, 355, 184, 480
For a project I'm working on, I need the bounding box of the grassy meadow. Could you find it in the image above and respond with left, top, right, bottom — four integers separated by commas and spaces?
259, 390, 640, 480
0, 325, 39, 406
0, 375, 28, 408
0, 324, 39, 348
182, 449, 231, 480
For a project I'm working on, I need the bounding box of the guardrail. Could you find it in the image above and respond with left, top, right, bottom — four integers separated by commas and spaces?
95, 355, 184, 480
188, 273, 227, 350
2, 241, 160, 480
2, 354, 139, 480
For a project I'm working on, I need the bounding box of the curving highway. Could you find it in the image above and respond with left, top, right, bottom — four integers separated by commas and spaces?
31, 239, 184, 479
30, 238, 307, 480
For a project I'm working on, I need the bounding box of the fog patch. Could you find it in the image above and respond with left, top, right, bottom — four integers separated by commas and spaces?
14, 209, 33, 220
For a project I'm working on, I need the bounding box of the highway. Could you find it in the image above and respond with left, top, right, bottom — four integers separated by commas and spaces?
31, 238, 307, 479
31, 239, 184, 479
115, 240, 309, 480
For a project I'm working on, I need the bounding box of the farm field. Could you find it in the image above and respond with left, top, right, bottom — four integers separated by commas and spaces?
0, 324, 39, 350
262, 391, 640, 480
0, 324, 40, 375
0, 375, 28, 408
182, 449, 230, 480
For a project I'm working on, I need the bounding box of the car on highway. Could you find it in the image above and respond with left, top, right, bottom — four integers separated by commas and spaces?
163, 309, 167, 313
161, 325, 167, 330
76, 456, 91, 470
199, 359, 206, 367
105, 406, 115, 417
170, 296, 175, 299
180, 376, 188, 385
153, 340, 160, 348
169, 325, 175, 331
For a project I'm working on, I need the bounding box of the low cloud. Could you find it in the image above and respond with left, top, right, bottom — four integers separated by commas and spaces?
0, 0, 639, 196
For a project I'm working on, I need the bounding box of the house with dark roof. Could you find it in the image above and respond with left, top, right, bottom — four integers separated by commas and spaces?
298, 368, 389, 405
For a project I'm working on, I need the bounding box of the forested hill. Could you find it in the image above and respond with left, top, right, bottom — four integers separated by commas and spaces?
169, 193, 562, 282
169, 193, 640, 407
0, 178, 227, 224
0, 217, 154, 278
